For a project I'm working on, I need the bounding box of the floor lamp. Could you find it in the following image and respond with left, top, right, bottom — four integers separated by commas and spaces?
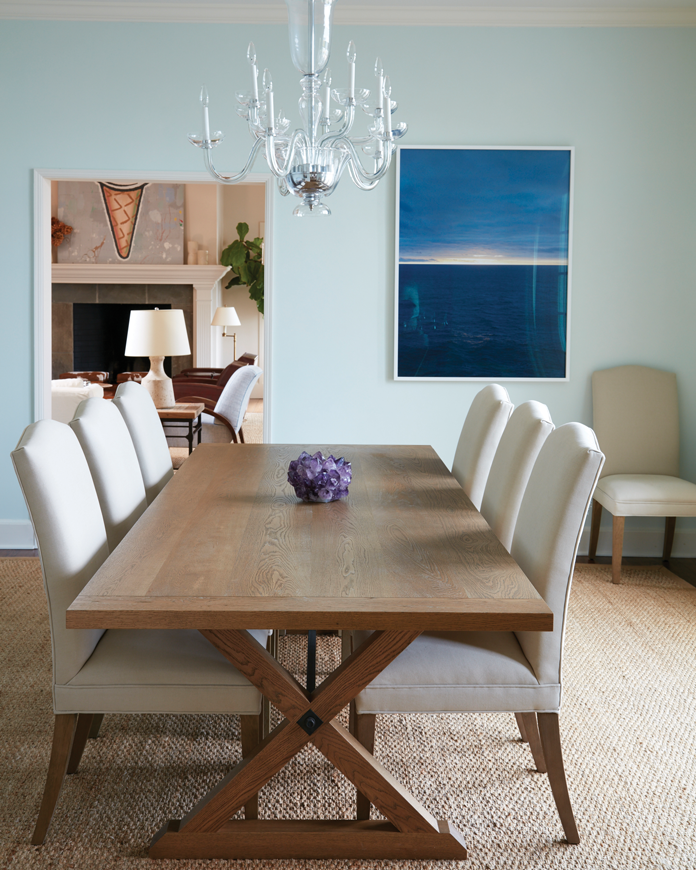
212, 306, 241, 358
124, 308, 191, 408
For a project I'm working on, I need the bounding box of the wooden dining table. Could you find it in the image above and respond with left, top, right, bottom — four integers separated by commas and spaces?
66, 443, 553, 860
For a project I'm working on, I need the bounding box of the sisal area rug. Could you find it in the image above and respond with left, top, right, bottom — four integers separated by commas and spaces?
1, 560, 694, 869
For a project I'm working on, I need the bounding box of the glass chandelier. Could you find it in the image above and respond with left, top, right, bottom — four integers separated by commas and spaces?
188, 0, 407, 217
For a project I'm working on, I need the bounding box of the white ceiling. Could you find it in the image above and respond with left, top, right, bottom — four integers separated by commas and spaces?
0, 0, 695, 26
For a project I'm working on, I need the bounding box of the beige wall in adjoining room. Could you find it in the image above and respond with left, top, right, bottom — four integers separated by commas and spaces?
218, 184, 266, 398
184, 184, 218, 264
220, 183, 265, 255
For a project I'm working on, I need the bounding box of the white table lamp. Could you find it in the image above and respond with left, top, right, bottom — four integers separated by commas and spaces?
212, 306, 241, 358
124, 308, 191, 408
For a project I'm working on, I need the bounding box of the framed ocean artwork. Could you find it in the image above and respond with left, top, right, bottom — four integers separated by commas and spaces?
394, 146, 573, 381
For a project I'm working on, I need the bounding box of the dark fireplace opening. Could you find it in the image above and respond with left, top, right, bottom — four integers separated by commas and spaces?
73, 303, 172, 384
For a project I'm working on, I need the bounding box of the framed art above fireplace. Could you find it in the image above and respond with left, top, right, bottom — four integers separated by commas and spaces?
394, 146, 573, 381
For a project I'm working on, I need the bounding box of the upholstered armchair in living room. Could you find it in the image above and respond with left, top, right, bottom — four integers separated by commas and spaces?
176, 365, 262, 445
172, 353, 258, 405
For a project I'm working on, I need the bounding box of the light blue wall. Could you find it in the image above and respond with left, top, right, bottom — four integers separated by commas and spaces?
2, 22, 695, 549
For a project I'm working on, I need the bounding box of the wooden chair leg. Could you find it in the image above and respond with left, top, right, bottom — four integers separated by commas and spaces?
66, 714, 94, 775
588, 500, 602, 561
612, 515, 625, 584
240, 714, 261, 820
516, 712, 547, 773
514, 712, 528, 742
31, 713, 78, 845
537, 713, 579, 844
88, 713, 104, 739
663, 517, 676, 561
354, 712, 377, 820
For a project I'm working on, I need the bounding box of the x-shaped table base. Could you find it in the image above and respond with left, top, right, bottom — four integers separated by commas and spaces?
149, 629, 468, 860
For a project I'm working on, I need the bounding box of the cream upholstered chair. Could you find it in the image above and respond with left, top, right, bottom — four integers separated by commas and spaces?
451, 384, 513, 509
351, 424, 605, 845
177, 365, 262, 444
480, 401, 555, 552
69, 398, 148, 551
112, 380, 174, 504
589, 364, 696, 583
12, 420, 267, 845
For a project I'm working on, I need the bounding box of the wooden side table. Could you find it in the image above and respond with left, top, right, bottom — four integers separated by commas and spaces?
157, 403, 205, 455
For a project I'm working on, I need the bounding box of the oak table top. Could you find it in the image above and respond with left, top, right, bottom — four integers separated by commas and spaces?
67, 443, 552, 633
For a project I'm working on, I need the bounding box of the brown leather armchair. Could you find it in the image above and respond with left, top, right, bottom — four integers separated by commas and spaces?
172, 353, 257, 404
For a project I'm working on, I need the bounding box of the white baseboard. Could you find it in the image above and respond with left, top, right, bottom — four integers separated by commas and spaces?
0, 520, 36, 550
578, 526, 696, 558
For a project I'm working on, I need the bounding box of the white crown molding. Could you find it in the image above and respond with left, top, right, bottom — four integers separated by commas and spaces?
52, 263, 230, 285
1, 2, 696, 26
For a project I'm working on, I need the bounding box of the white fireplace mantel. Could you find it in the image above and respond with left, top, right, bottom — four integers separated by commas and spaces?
52, 263, 229, 286
52, 263, 230, 367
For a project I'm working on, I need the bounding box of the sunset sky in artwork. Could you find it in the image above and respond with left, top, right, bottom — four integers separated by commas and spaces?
398, 148, 571, 265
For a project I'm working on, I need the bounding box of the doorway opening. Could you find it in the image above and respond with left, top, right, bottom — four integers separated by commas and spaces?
34, 169, 274, 442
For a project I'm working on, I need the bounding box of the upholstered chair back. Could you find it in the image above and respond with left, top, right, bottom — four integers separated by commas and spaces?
480, 401, 554, 552
11, 421, 108, 686
69, 398, 148, 551
451, 384, 513, 509
592, 364, 679, 478
113, 381, 173, 504
214, 365, 262, 435
511, 423, 604, 686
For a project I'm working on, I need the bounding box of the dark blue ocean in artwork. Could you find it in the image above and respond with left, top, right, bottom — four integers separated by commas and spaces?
397, 264, 567, 379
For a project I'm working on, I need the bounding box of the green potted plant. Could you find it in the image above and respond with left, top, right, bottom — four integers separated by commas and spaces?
220, 222, 264, 315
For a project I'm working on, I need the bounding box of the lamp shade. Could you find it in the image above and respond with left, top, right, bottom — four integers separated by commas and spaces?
124, 309, 191, 357
211, 306, 241, 327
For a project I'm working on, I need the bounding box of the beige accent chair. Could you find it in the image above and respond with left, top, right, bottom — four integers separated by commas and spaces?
480, 401, 555, 552
112, 380, 174, 504
69, 398, 148, 551
451, 384, 514, 510
351, 423, 605, 845
12, 420, 267, 845
589, 365, 696, 583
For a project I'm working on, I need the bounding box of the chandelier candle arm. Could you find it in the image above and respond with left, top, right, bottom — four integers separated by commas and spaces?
322, 69, 331, 127
320, 102, 355, 145
384, 76, 392, 139
248, 43, 259, 101
264, 70, 275, 132
203, 138, 265, 184
201, 86, 211, 142
348, 41, 356, 100
186, 0, 406, 216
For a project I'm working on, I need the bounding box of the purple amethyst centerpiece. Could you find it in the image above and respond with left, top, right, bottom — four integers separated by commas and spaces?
287, 451, 352, 503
